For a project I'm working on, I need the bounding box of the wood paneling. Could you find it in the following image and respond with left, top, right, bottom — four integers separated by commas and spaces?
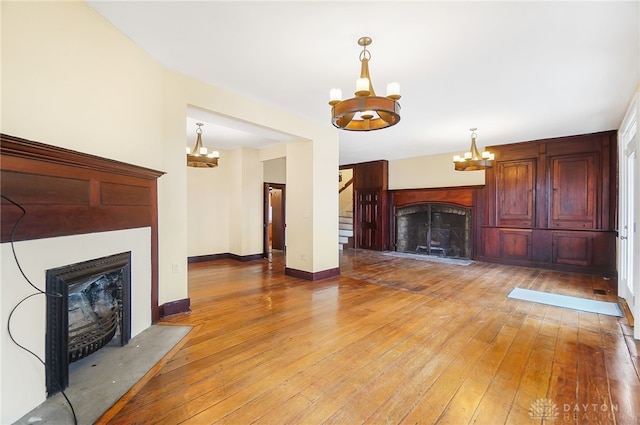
391, 186, 479, 208
101, 182, 153, 206
550, 154, 597, 229
356, 190, 381, 250
353, 160, 389, 251
552, 232, 591, 266
478, 130, 617, 276
499, 229, 532, 260
0, 133, 165, 321
353, 160, 388, 190
497, 160, 536, 227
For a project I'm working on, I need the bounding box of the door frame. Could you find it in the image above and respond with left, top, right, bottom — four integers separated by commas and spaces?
263, 183, 286, 259
618, 93, 639, 339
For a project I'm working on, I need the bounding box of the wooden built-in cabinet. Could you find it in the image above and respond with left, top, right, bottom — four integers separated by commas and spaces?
477, 131, 617, 276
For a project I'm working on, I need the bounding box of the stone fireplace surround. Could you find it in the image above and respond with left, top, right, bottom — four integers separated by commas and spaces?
0, 134, 163, 423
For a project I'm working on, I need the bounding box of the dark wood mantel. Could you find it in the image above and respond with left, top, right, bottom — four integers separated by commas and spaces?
1, 133, 165, 321
390, 186, 483, 209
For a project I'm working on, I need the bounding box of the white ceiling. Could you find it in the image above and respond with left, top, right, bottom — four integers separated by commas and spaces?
87, 1, 639, 165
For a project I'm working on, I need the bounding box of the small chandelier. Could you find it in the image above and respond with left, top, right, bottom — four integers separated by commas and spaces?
329, 36, 401, 131
453, 128, 495, 171
186, 122, 219, 168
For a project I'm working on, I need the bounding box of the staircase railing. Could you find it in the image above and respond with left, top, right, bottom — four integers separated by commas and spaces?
339, 178, 353, 194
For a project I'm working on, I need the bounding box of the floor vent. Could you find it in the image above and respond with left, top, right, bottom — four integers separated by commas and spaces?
593, 289, 607, 295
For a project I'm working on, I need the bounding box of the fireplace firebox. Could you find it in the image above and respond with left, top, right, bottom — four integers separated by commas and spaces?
395, 203, 472, 258
45, 252, 131, 396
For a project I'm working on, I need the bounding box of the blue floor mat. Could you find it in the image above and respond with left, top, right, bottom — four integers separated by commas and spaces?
508, 287, 623, 317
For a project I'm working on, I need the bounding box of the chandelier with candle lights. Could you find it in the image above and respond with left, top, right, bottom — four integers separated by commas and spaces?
453, 128, 494, 171
186, 122, 220, 168
329, 36, 401, 131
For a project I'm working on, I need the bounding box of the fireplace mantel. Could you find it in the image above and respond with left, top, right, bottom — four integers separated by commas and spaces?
0, 133, 165, 321
390, 186, 483, 209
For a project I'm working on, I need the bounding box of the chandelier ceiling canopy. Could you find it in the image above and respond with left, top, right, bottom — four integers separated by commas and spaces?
186, 123, 220, 168
329, 36, 401, 131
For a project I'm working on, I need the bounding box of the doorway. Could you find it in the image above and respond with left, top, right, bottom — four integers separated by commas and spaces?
619, 96, 639, 339
263, 183, 285, 260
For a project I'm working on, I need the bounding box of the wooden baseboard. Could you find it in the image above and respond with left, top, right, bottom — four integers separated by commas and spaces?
188, 253, 263, 263
159, 298, 190, 317
285, 267, 340, 281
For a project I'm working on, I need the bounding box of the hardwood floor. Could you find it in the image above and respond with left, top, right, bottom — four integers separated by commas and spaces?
99, 250, 640, 425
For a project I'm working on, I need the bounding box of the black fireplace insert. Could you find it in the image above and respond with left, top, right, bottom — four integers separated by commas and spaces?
45, 252, 131, 396
395, 203, 472, 258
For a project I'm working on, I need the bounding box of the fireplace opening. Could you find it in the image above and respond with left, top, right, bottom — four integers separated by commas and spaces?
45, 252, 131, 396
395, 203, 472, 258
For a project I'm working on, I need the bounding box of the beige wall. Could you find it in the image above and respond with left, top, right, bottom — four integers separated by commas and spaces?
187, 147, 266, 258
339, 168, 354, 216
1, 1, 338, 421
264, 157, 287, 184
172, 70, 339, 273
187, 150, 231, 257
389, 152, 485, 190
1, 3, 166, 421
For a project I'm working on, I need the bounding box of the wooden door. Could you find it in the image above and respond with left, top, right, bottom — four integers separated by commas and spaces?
263, 183, 285, 258
550, 154, 597, 229
497, 159, 536, 227
356, 190, 381, 250
271, 188, 284, 250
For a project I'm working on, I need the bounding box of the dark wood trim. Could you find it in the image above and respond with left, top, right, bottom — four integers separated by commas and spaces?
0, 133, 165, 323
0, 134, 164, 179
159, 298, 191, 317
390, 186, 483, 209
284, 266, 340, 281
188, 253, 264, 263
188, 253, 229, 263
232, 253, 264, 262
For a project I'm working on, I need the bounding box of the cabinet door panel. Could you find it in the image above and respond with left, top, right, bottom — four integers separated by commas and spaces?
497, 160, 535, 227
550, 154, 597, 229
499, 229, 532, 260
552, 232, 592, 266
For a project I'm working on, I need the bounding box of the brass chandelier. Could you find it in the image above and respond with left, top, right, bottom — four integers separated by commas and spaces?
186, 122, 220, 168
453, 128, 495, 171
329, 36, 401, 131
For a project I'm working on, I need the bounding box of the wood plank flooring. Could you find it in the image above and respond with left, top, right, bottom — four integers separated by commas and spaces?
99, 250, 640, 424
